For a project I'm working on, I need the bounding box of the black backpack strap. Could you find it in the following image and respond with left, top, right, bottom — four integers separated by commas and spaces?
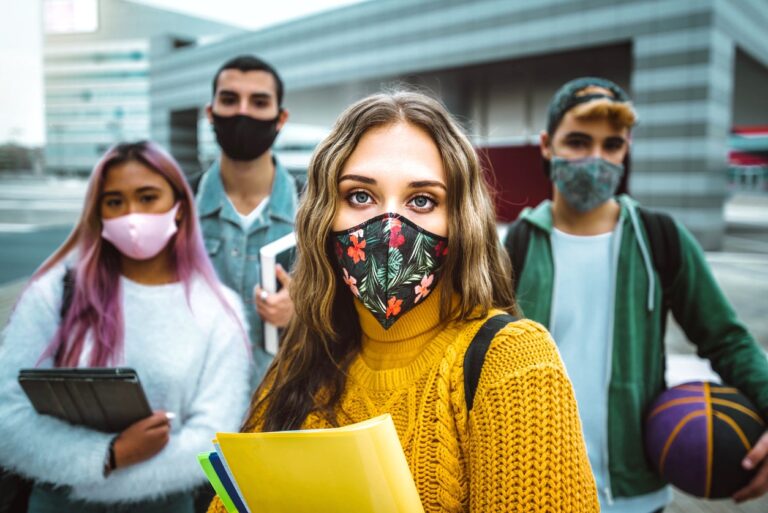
503, 219, 532, 292
60, 268, 75, 320
637, 207, 682, 310
463, 313, 518, 412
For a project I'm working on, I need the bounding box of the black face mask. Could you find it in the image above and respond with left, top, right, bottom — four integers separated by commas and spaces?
211, 112, 280, 161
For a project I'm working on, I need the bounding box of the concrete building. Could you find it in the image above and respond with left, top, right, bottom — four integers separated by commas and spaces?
149, 0, 768, 249
43, 0, 240, 175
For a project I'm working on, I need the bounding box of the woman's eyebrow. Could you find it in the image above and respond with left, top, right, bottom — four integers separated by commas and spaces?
101, 185, 162, 198
409, 180, 446, 190
135, 186, 162, 193
338, 174, 376, 185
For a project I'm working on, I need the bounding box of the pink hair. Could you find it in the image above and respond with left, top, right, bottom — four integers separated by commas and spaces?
33, 141, 245, 367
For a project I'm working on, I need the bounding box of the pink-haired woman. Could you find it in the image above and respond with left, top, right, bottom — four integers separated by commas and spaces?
0, 141, 251, 513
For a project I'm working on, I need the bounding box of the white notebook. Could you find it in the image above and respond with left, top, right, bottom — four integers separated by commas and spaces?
259, 232, 297, 354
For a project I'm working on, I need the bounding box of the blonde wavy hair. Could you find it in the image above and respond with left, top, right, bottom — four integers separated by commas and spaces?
252, 90, 518, 431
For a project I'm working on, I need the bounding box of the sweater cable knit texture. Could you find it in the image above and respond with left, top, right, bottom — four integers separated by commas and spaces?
208, 288, 598, 512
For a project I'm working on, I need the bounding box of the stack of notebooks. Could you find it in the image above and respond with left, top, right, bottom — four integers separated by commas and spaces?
198, 413, 424, 513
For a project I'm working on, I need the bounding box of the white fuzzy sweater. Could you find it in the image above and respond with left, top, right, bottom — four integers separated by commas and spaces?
0, 263, 252, 503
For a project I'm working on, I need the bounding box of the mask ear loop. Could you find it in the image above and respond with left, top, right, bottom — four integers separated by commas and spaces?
171, 201, 183, 224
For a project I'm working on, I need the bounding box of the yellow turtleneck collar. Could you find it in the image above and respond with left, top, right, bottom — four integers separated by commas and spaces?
353, 286, 460, 380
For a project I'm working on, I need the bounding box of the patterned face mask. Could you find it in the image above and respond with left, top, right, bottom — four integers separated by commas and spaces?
332, 213, 449, 329
551, 156, 624, 212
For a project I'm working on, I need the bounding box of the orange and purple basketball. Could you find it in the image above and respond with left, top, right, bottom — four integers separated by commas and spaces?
645, 381, 766, 498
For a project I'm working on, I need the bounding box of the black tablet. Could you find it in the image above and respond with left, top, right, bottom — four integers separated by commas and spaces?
18, 367, 152, 433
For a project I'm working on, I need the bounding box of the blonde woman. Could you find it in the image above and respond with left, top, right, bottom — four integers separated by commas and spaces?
209, 92, 598, 512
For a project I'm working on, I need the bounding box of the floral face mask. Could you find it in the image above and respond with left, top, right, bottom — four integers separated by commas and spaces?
332, 212, 449, 329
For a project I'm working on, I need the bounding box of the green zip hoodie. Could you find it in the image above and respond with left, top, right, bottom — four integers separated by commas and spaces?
513, 194, 768, 498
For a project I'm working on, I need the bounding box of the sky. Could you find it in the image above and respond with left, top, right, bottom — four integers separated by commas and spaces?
0, 0, 362, 147
132, 0, 362, 31
0, 1, 44, 146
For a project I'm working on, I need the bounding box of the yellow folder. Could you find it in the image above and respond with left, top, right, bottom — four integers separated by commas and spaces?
214, 413, 424, 513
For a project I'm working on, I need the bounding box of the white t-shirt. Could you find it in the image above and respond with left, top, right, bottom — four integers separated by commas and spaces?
550, 227, 671, 512
229, 195, 270, 229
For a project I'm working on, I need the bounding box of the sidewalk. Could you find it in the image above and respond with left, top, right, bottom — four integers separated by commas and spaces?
0, 176, 85, 228
0, 279, 24, 328
664, 251, 768, 511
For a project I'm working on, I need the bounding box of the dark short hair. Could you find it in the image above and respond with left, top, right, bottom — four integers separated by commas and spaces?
211, 55, 284, 107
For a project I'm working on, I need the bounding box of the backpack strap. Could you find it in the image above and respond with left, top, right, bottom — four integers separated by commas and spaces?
503, 219, 532, 292
636, 207, 682, 311
60, 268, 76, 320
463, 313, 518, 412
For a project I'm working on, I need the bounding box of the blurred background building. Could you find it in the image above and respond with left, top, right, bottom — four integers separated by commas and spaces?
42, 0, 240, 175
729, 126, 768, 193
149, 0, 768, 249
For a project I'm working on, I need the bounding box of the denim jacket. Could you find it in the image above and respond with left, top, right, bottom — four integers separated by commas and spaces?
197, 158, 298, 382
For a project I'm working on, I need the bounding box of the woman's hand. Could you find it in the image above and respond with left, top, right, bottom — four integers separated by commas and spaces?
112, 411, 171, 470
254, 264, 295, 328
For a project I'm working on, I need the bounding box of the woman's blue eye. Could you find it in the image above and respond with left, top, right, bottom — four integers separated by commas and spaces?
409, 195, 435, 210
352, 192, 370, 204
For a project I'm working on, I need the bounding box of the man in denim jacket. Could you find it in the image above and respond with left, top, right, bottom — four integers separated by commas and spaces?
197, 55, 298, 383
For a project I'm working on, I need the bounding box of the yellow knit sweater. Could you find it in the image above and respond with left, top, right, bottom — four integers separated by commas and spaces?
208, 290, 598, 512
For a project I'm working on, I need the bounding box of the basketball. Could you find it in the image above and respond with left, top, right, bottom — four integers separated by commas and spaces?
644, 381, 766, 498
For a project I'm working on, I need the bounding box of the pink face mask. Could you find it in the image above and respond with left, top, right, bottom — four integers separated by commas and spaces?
102, 203, 180, 260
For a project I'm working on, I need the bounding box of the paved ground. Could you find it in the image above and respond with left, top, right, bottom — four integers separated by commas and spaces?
663, 197, 768, 511
0, 177, 82, 283
668, 492, 768, 513
0, 225, 73, 283
0, 176, 85, 228
663, 251, 768, 512
0, 177, 766, 511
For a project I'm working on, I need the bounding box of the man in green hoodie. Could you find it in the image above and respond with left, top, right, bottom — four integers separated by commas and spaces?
504, 77, 768, 512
